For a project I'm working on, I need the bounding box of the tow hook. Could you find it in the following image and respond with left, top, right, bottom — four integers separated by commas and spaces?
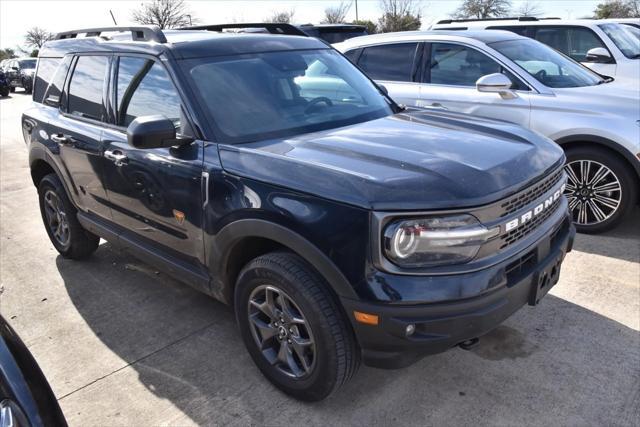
458, 337, 480, 351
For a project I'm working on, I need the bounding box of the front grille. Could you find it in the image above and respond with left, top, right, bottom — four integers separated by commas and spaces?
499, 196, 562, 249
500, 169, 564, 217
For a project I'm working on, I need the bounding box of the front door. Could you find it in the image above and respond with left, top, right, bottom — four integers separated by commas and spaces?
418, 42, 531, 128
101, 55, 205, 266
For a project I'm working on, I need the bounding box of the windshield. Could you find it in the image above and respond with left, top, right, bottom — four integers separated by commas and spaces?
19, 59, 36, 69
490, 39, 603, 88
599, 23, 640, 58
622, 24, 640, 40
186, 49, 393, 143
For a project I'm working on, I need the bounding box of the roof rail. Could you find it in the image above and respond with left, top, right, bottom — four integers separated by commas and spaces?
180, 23, 308, 37
436, 16, 561, 24
54, 26, 167, 43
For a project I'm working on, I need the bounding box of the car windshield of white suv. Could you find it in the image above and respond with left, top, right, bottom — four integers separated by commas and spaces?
19, 59, 36, 69
599, 23, 640, 58
490, 39, 604, 88
186, 49, 394, 143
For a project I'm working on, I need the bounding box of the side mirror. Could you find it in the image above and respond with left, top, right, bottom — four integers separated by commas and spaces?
126, 115, 193, 149
585, 47, 612, 63
476, 73, 516, 99
10, 66, 18, 71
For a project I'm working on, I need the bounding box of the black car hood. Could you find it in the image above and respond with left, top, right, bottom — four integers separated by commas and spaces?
218, 109, 564, 211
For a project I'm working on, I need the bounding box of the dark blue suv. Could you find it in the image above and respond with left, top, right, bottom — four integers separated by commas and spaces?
22, 25, 574, 401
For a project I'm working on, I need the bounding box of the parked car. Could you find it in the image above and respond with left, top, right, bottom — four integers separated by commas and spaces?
0, 70, 9, 97
336, 30, 640, 233
298, 23, 368, 43
23, 25, 574, 401
0, 315, 67, 426
601, 18, 640, 29
4, 57, 37, 93
430, 18, 640, 85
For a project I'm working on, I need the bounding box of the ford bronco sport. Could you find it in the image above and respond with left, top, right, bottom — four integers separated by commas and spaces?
22, 25, 575, 401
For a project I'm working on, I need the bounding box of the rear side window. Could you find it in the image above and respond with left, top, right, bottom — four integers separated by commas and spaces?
67, 56, 108, 121
357, 43, 418, 82
428, 43, 501, 86
115, 57, 182, 127
33, 57, 60, 103
534, 26, 608, 62
43, 56, 72, 107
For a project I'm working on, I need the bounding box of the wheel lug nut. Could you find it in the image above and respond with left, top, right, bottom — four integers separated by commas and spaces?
287, 339, 292, 344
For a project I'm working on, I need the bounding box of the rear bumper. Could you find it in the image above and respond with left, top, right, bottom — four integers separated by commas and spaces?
341, 215, 575, 369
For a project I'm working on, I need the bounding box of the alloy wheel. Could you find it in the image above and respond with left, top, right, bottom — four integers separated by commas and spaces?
247, 285, 316, 378
564, 160, 622, 226
43, 189, 70, 247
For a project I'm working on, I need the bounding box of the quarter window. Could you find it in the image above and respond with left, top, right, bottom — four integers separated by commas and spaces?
116, 57, 182, 127
357, 43, 418, 82
33, 57, 60, 103
68, 55, 108, 121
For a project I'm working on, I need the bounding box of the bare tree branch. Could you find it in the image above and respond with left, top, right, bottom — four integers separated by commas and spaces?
515, 0, 543, 17
265, 9, 296, 23
24, 27, 54, 49
378, 0, 423, 32
132, 0, 195, 29
323, 1, 352, 24
452, 0, 512, 19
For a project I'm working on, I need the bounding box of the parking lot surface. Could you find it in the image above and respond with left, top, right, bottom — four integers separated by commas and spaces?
1, 92, 639, 426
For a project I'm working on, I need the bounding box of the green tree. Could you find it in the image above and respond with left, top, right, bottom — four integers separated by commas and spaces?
452, 0, 512, 19
0, 48, 16, 61
378, 0, 422, 33
593, 0, 637, 18
353, 19, 378, 34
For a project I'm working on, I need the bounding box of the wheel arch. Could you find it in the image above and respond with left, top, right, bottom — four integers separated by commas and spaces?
210, 219, 359, 306
555, 135, 640, 180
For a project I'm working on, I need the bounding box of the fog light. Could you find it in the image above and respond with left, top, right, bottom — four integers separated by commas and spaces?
405, 324, 416, 336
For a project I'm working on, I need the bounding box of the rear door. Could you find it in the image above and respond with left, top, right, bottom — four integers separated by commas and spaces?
101, 55, 205, 268
353, 42, 423, 106
418, 42, 531, 127
52, 54, 112, 219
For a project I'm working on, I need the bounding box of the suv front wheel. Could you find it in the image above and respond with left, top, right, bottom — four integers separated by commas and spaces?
38, 173, 100, 259
564, 146, 637, 234
235, 252, 359, 401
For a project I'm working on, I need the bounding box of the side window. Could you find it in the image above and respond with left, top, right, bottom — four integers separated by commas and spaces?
116, 57, 182, 128
33, 57, 61, 103
343, 48, 361, 64
487, 26, 528, 36
534, 26, 571, 56
427, 43, 502, 87
357, 43, 418, 82
569, 27, 607, 62
43, 56, 72, 107
67, 55, 108, 121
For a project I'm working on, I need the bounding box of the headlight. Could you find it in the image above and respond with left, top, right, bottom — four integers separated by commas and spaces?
383, 214, 499, 268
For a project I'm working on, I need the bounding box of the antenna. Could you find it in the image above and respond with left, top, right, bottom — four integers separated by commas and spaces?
109, 9, 118, 25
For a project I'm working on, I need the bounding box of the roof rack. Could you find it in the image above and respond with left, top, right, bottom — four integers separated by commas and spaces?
54, 26, 167, 43
180, 23, 308, 37
436, 17, 561, 24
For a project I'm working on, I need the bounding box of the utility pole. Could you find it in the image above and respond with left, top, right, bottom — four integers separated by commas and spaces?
355, 0, 359, 21
186, 14, 192, 26
109, 9, 118, 25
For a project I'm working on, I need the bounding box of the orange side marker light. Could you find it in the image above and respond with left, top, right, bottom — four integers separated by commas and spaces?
354, 311, 379, 325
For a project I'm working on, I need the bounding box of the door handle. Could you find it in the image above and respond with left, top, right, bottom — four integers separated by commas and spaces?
51, 133, 71, 145
430, 103, 448, 110
104, 149, 129, 166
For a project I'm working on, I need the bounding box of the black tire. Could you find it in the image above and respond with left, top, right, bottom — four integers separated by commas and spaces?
564, 145, 637, 234
0, 87, 8, 97
37, 173, 99, 259
9, 87, 15, 93
235, 251, 359, 401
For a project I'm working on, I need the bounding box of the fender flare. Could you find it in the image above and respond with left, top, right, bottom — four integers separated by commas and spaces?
211, 219, 359, 301
29, 146, 82, 208
555, 134, 640, 178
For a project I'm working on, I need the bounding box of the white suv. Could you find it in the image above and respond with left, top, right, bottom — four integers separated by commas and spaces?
430, 18, 640, 85
336, 30, 640, 233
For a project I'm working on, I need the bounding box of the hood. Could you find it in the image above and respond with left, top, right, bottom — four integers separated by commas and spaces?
218, 109, 564, 211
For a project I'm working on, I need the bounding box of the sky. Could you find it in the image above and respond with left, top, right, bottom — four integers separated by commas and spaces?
0, 0, 602, 52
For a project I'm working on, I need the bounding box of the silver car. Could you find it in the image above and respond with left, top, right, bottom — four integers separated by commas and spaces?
336, 31, 640, 233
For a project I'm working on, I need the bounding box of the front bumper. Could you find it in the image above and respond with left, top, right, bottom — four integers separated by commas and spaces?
341, 215, 575, 369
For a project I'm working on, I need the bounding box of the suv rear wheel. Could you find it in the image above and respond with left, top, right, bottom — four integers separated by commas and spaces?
38, 173, 100, 259
235, 252, 359, 401
564, 146, 637, 234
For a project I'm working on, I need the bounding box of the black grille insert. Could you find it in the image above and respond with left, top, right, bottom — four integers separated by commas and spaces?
500, 169, 564, 217
500, 197, 562, 249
